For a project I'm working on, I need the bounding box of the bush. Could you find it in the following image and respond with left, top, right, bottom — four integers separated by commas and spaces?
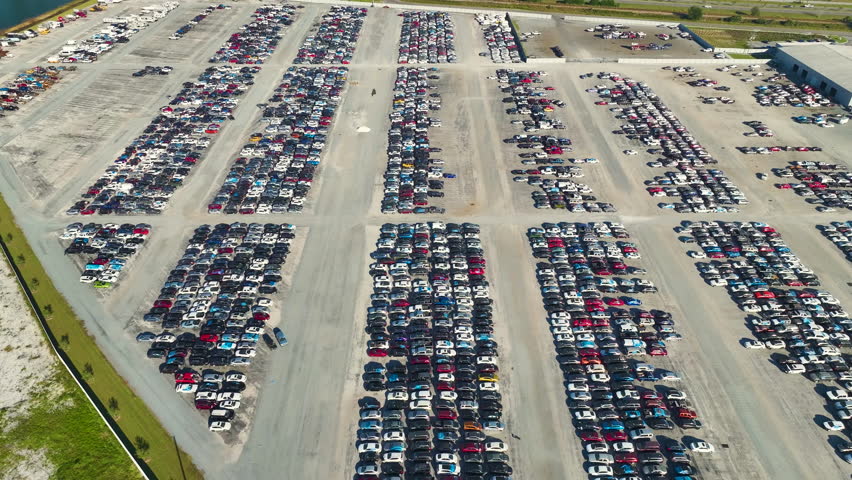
687, 6, 704, 20
750, 6, 760, 16
726, 15, 743, 22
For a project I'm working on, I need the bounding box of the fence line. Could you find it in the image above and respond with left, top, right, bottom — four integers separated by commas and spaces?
0, 236, 153, 480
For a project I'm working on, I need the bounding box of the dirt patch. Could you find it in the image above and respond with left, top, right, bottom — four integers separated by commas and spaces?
0, 256, 56, 428
1, 448, 54, 480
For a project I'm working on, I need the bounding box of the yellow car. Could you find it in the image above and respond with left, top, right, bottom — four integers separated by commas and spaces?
478, 374, 499, 383
249, 133, 262, 142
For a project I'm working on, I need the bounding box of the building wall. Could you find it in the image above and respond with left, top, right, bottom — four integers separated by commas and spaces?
774, 48, 852, 106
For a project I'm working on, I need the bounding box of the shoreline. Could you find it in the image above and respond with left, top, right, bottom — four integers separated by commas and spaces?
1, 0, 99, 36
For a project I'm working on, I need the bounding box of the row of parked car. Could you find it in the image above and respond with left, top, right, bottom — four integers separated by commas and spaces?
494, 70, 614, 213
208, 67, 348, 214
356, 222, 514, 480
0, 66, 69, 113
381, 67, 449, 215
773, 161, 852, 211
742, 120, 774, 137
679, 220, 852, 457
754, 77, 835, 108
47, 2, 179, 64
294, 6, 366, 64
398, 11, 456, 64
60, 222, 150, 288
587, 71, 746, 213
738, 145, 821, 155
131, 65, 173, 77
170, 4, 227, 40
138, 222, 295, 432
68, 65, 261, 216
208, 5, 296, 64
475, 14, 521, 64
527, 222, 711, 480
818, 222, 852, 262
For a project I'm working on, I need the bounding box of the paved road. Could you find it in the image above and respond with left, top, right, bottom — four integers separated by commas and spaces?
1, 1, 851, 480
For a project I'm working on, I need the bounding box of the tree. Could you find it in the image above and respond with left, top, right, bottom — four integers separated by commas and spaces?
750, 6, 761, 16
134, 437, 150, 455
108, 397, 119, 413
727, 15, 743, 22
687, 6, 704, 20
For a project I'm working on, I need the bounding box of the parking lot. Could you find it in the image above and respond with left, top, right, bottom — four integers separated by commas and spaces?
1, 2, 852, 480
513, 17, 712, 60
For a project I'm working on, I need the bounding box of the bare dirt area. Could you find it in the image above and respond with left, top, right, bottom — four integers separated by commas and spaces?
0, 257, 55, 427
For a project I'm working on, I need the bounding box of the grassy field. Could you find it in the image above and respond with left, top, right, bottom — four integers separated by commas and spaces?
690, 26, 831, 47
0, 368, 140, 479
727, 51, 774, 58
0, 195, 203, 480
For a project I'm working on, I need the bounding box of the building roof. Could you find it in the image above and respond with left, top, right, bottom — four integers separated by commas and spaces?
778, 43, 852, 92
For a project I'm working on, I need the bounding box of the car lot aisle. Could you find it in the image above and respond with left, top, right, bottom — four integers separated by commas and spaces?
485, 222, 585, 478
633, 223, 840, 480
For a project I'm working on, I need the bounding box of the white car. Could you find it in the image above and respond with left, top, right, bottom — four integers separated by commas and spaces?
588, 465, 614, 476
435, 453, 459, 464
218, 400, 241, 409
479, 382, 499, 392
689, 441, 716, 453
588, 453, 614, 464
382, 452, 404, 463
824, 421, 845, 431
743, 339, 765, 349
175, 383, 197, 393
209, 421, 231, 432
225, 373, 246, 383
485, 441, 507, 452
586, 442, 609, 453
217, 392, 242, 402
624, 149, 638, 155
357, 442, 380, 453
483, 421, 505, 431
612, 442, 634, 452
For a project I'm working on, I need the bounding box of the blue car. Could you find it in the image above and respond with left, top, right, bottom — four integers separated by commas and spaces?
623, 297, 641, 306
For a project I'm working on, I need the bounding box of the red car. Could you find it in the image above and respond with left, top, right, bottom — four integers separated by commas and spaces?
411, 355, 430, 364
649, 347, 668, 356
469, 268, 484, 276
605, 298, 625, 306
615, 452, 639, 464
604, 430, 627, 441
367, 348, 387, 357
461, 442, 483, 453
580, 430, 604, 442
437, 409, 458, 420
436, 364, 455, 373
195, 400, 216, 410
174, 372, 199, 383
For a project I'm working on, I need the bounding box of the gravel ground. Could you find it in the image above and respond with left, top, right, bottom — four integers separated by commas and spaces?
0, 2, 851, 480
